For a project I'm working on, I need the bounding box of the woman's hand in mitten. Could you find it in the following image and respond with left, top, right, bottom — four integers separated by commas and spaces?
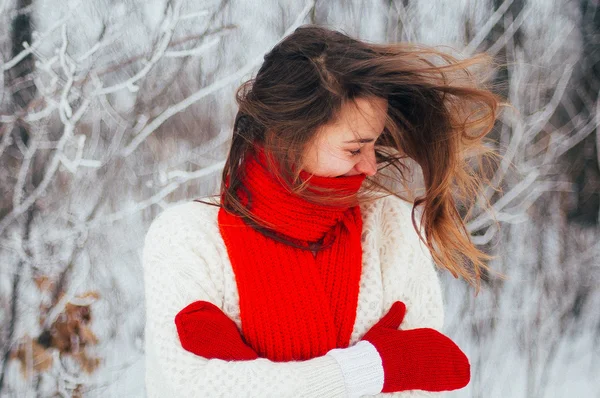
174, 300, 259, 361
360, 301, 470, 393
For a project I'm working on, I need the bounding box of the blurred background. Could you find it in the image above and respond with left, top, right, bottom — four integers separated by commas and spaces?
0, 0, 598, 397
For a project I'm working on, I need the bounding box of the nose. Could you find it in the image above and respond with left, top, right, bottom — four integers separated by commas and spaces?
356, 149, 378, 176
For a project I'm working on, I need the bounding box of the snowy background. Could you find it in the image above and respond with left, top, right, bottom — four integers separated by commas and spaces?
0, 0, 598, 397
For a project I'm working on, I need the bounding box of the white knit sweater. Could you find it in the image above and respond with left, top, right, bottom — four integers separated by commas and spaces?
142, 194, 447, 398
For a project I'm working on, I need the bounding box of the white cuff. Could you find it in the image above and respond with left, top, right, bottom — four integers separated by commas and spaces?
326, 340, 384, 398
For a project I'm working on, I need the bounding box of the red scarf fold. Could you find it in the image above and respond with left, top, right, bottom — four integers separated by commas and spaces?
218, 147, 366, 362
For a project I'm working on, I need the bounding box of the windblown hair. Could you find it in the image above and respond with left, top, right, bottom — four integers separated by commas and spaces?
213, 24, 508, 293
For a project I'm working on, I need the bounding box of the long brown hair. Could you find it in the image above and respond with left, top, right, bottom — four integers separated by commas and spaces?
207, 25, 508, 293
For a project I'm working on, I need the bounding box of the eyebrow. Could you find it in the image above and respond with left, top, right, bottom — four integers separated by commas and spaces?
343, 137, 376, 144
343, 129, 385, 144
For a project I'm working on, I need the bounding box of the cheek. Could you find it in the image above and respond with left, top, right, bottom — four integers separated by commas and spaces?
316, 149, 355, 175
303, 139, 356, 177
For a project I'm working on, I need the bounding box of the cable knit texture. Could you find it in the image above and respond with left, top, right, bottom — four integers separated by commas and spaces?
143, 189, 446, 397
218, 147, 366, 361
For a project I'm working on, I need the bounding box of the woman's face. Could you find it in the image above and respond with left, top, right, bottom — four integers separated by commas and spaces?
302, 96, 388, 178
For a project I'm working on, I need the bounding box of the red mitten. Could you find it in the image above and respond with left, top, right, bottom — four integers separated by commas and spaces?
361, 301, 470, 393
174, 300, 259, 361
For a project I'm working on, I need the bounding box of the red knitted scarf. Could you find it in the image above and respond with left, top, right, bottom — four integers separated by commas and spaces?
217, 147, 366, 362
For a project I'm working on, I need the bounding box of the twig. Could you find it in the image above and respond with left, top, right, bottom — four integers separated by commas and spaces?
463, 0, 514, 56
120, 0, 316, 157
0, 99, 91, 236
91, 0, 183, 95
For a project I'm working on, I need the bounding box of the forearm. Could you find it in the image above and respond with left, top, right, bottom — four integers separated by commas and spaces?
148, 294, 386, 397
143, 206, 382, 397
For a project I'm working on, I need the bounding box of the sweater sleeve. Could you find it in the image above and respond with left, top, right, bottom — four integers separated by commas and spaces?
373, 196, 448, 398
142, 203, 381, 398
379, 195, 445, 332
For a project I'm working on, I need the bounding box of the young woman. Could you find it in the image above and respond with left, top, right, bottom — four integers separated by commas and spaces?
143, 25, 504, 397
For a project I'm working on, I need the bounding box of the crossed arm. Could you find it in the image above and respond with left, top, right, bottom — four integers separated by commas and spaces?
143, 198, 449, 397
